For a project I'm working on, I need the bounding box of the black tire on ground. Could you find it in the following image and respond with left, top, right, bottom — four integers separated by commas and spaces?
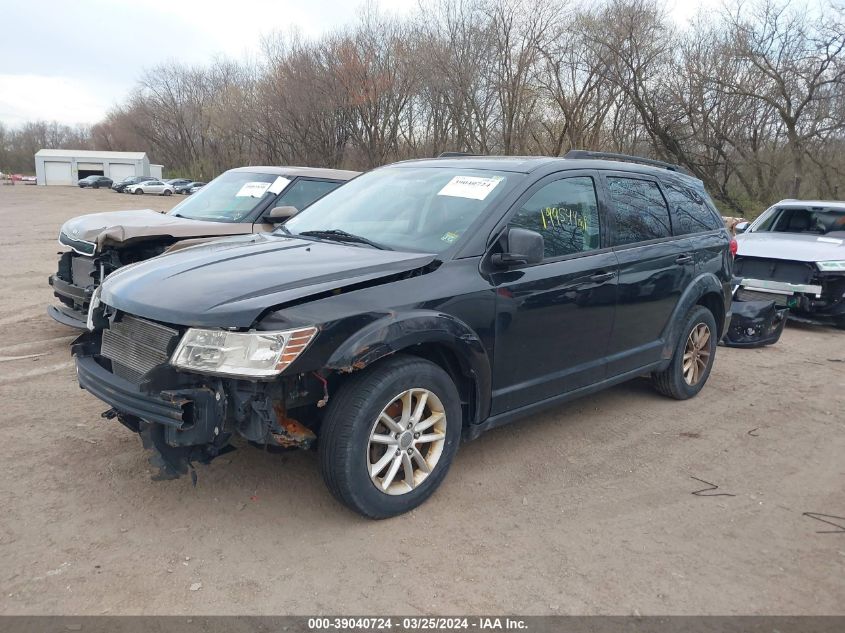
134, 188, 143, 195
93, 183, 99, 189
833, 317, 845, 330
163, 189, 172, 196
651, 304, 718, 400
319, 354, 462, 519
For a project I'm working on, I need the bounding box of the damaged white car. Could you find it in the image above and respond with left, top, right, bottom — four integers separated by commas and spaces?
734, 200, 845, 329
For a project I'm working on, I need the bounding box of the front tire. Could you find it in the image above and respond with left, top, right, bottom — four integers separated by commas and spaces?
319, 355, 462, 519
133, 188, 143, 195
651, 305, 718, 400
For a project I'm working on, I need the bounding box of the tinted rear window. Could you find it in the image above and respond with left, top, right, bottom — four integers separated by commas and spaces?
663, 182, 722, 234
607, 177, 671, 245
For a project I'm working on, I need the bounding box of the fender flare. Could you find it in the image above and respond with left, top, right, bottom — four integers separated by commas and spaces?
660, 272, 727, 358
325, 310, 492, 424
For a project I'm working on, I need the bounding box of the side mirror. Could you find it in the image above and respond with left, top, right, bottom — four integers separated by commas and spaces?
267, 205, 299, 223
735, 221, 750, 234
491, 227, 544, 267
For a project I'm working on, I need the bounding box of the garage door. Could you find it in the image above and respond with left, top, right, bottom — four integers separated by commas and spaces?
44, 161, 73, 186
109, 163, 135, 182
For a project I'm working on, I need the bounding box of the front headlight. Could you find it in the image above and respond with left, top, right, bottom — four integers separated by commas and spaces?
86, 286, 102, 331
170, 326, 318, 378
816, 260, 845, 271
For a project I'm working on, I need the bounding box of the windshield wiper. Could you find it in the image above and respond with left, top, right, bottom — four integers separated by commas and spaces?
297, 229, 391, 250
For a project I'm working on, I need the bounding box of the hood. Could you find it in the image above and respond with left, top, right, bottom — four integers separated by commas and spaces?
59, 210, 254, 252
100, 233, 437, 328
736, 232, 845, 263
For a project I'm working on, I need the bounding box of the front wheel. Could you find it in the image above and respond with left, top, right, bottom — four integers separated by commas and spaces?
133, 188, 143, 195
319, 355, 462, 519
651, 305, 718, 400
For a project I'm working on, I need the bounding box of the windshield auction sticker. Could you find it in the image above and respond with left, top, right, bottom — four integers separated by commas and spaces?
438, 175, 504, 200
268, 176, 291, 194
236, 181, 273, 198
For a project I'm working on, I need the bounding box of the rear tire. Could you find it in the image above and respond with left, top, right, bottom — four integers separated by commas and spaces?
163, 189, 172, 196
319, 355, 462, 519
651, 305, 717, 400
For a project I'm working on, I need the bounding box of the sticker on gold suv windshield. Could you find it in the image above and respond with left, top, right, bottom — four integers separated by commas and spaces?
438, 175, 504, 200
441, 231, 459, 243
268, 176, 291, 194
236, 182, 272, 198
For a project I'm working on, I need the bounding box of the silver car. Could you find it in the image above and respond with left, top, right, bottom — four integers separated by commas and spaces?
125, 179, 175, 196
734, 199, 845, 328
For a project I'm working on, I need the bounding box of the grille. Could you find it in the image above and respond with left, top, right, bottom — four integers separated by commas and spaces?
101, 314, 180, 383
71, 256, 97, 287
60, 232, 96, 255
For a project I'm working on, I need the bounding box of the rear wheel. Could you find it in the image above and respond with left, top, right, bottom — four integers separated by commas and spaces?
651, 305, 717, 400
163, 189, 172, 196
319, 355, 461, 519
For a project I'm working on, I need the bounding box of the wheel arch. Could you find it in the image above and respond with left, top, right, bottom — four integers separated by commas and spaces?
661, 273, 729, 358
324, 310, 492, 427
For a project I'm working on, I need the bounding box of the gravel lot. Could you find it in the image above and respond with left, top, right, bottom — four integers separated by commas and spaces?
0, 184, 843, 615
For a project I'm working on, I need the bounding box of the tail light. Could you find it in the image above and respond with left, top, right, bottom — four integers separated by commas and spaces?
729, 238, 738, 258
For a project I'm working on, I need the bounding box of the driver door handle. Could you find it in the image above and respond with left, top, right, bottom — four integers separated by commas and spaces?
675, 254, 693, 264
590, 271, 616, 282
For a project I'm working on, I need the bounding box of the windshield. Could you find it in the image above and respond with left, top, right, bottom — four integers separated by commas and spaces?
168, 171, 291, 222
757, 206, 845, 236
283, 166, 516, 252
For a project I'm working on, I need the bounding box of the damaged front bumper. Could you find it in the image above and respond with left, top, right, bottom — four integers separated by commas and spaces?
49, 251, 100, 329
73, 332, 318, 479
48, 275, 92, 329
734, 275, 845, 325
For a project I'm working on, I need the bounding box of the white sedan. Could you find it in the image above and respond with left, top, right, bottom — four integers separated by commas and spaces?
126, 179, 175, 196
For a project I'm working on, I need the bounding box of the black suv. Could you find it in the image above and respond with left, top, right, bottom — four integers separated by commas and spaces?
74, 152, 732, 518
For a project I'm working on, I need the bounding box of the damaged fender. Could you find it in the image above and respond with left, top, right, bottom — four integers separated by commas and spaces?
324, 309, 492, 424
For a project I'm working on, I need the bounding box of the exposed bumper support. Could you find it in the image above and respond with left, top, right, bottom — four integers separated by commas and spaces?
737, 277, 822, 297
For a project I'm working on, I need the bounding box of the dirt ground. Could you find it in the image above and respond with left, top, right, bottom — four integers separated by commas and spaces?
0, 184, 842, 616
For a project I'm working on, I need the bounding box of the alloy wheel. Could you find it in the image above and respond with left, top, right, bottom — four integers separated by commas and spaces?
366, 388, 447, 495
683, 323, 711, 386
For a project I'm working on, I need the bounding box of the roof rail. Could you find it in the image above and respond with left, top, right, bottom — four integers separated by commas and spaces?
437, 151, 480, 158
564, 150, 686, 173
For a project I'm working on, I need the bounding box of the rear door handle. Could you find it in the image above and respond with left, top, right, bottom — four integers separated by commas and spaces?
590, 271, 616, 282
675, 254, 693, 264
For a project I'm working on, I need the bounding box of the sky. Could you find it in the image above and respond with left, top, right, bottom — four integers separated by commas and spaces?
0, 0, 722, 128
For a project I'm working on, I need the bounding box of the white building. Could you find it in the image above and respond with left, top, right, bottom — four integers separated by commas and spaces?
34, 149, 157, 186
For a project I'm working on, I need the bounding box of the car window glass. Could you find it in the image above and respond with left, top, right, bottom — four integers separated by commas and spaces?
508, 176, 600, 258
663, 182, 721, 234
274, 180, 342, 212
767, 207, 845, 235
607, 177, 671, 245
168, 172, 285, 222
284, 167, 518, 253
